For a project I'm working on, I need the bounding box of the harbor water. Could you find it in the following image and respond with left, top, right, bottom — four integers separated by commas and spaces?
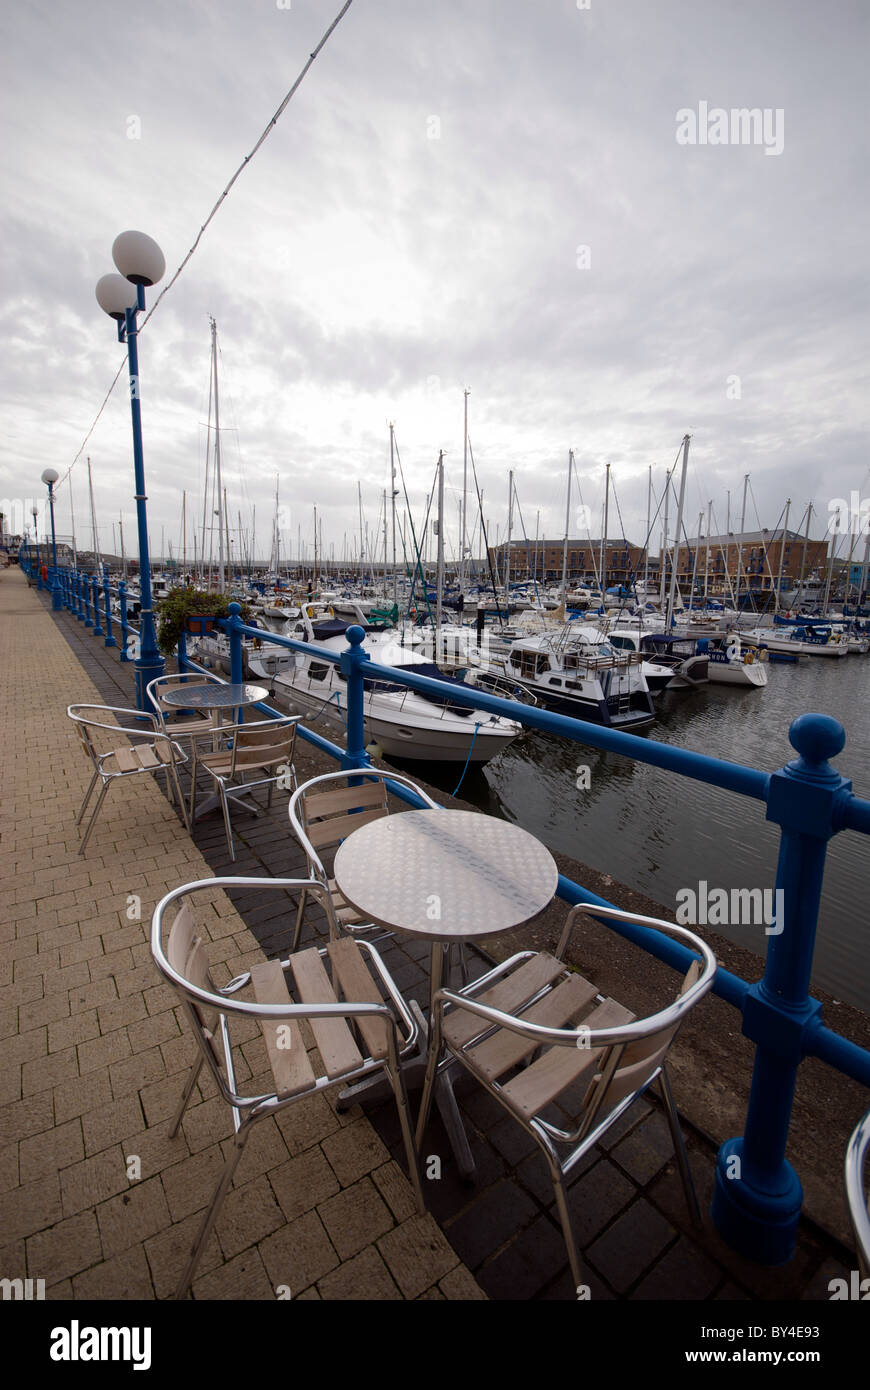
416, 653, 870, 1013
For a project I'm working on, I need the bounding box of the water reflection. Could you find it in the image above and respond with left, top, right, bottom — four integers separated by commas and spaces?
389, 657, 870, 1010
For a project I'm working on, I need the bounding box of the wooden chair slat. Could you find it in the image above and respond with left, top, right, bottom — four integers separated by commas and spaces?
305, 783, 388, 819
289, 948, 364, 1078
134, 745, 161, 770
326, 937, 389, 1061
306, 805, 389, 849
113, 746, 139, 773
250, 961, 316, 1098
444, 953, 567, 1049
500, 996, 635, 1119
467, 973, 599, 1079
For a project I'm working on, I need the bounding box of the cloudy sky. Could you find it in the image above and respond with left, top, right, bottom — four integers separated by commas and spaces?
2, 0, 867, 574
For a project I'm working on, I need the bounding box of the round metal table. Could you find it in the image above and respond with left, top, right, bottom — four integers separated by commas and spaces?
162, 683, 269, 819
333, 809, 558, 943
161, 683, 268, 711
334, 808, 558, 1176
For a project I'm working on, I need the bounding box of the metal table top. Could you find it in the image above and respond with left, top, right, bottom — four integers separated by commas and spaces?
161, 683, 268, 710
333, 808, 558, 943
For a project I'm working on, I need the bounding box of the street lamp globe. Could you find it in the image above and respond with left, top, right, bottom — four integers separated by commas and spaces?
95, 273, 139, 321
112, 230, 165, 287
41, 468, 59, 487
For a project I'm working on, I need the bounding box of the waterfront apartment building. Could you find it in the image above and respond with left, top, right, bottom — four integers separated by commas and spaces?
490, 530, 834, 594
487, 539, 646, 587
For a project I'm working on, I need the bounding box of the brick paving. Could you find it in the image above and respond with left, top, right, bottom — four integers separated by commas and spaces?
1, 567, 860, 1302
0, 567, 479, 1301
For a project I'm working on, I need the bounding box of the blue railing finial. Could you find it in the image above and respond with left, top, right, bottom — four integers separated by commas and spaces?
228, 601, 242, 618
346, 623, 366, 647
787, 712, 845, 774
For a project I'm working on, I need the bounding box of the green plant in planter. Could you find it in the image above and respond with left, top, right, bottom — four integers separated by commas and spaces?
155, 587, 252, 655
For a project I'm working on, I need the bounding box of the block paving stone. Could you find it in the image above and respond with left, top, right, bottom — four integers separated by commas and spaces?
0, 568, 858, 1304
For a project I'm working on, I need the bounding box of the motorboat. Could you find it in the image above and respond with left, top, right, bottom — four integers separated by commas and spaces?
248, 614, 522, 763
483, 623, 656, 730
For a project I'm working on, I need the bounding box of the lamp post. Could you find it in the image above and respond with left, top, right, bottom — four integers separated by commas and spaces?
41, 468, 63, 610
32, 507, 41, 587
95, 230, 166, 710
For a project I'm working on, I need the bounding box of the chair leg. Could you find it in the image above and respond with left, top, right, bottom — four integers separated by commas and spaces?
657, 1067, 701, 1224
292, 889, 307, 952
169, 761, 191, 833
189, 757, 199, 822
218, 783, 235, 862
169, 1053, 205, 1138
549, 1153, 585, 1293
79, 782, 109, 855
175, 1119, 253, 1299
75, 769, 100, 826
384, 1060, 426, 1214
415, 1029, 442, 1152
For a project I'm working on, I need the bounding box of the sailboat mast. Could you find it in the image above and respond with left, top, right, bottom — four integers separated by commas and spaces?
505, 471, 515, 599
666, 435, 690, 629
704, 500, 712, 604
601, 461, 610, 592
69, 476, 78, 571
182, 492, 187, 578
774, 498, 790, 612
560, 450, 573, 599
660, 470, 670, 609
389, 424, 397, 607
119, 516, 126, 580
87, 457, 101, 572
211, 319, 224, 591
643, 465, 651, 596
461, 388, 469, 592
735, 473, 749, 612
436, 452, 445, 627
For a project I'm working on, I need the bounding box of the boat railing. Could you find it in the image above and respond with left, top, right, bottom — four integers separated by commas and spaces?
35, 569, 870, 1272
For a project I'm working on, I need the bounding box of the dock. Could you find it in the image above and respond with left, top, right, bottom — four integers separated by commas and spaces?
1, 565, 865, 1302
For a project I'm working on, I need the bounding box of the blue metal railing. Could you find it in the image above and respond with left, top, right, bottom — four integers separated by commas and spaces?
34, 569, 870, 1268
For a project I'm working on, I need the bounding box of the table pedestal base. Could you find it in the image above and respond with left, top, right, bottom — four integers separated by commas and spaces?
338, 1004, 476, 1181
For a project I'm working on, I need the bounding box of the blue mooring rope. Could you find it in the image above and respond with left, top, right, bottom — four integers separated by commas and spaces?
451, 722, 481, 799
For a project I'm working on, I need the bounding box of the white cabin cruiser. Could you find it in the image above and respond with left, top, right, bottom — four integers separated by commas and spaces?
485, 624, 656, 730
248, 614, 521, 763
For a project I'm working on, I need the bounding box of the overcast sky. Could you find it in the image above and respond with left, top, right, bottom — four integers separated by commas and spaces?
1, 0, 867, 574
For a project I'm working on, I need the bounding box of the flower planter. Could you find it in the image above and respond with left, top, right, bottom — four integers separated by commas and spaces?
185, 615, 216, 635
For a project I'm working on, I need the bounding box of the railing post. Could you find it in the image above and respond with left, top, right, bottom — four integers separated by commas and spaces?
339, 625, 371, 770
76, 571, 86, 622
227, 603, 245, 685
102, 568, 116, 648
91, 574, 104, 637
118, 580, 131, 660
177, 629, 188, 672
83, 572, 93, 627
712, 713, 852, 1264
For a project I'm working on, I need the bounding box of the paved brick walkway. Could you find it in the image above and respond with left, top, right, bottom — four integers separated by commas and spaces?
3, 568, 860, 1303
0, 568, 482, 1300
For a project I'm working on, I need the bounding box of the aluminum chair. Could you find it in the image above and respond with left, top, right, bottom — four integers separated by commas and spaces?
145, 672, 224, 738
189, 713, 300, 861
145, 673, 224, 812
68, 703, 190, 854
288, 768, 440, 951
415, 902, 717, 1291
846, 1106, 870, 1279
151, 875, 425, 1299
